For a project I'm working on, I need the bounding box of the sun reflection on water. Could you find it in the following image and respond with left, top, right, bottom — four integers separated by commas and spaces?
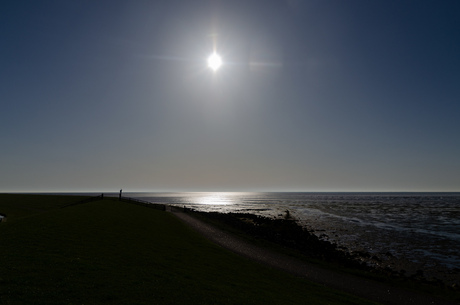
195, 193, 235, 205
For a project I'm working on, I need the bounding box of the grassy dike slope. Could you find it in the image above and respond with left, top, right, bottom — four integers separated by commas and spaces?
0, 195, 378, 305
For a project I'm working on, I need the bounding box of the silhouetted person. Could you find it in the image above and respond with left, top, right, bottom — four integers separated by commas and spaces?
119, 189, 122, 201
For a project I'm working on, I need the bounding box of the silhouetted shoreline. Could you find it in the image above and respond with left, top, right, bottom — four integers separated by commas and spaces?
186, 208, 460, 290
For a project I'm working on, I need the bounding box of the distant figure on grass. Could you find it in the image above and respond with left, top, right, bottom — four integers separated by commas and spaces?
119, 189, 122, 201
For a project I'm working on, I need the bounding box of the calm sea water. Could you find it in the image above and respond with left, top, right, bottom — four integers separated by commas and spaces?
124, 192, 460, 282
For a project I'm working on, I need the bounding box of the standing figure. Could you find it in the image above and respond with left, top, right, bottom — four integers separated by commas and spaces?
119, 189, 122, 201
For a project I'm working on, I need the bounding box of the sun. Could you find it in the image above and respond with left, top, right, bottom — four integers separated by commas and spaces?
207, 52, 222, 71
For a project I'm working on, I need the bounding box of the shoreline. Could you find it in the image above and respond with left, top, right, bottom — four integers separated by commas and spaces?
296, 216, 460, 287
171, 207, 459, 305
103, 192, 460, 288
139, 192, 459, 288
181, 207, 460, 290
2, 193, 458, 304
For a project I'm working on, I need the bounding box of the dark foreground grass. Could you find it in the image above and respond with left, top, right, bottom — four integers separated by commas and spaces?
0, 194, 378, 305
0, 194, 89, 220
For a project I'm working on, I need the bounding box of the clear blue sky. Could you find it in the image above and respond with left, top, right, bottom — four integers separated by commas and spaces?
1, 0, 459, 192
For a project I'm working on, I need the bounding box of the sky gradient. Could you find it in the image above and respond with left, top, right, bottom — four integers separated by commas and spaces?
2, 0, 460, 192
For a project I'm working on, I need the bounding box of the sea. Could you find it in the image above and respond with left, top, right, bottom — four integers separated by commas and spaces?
116, 191, 460, 284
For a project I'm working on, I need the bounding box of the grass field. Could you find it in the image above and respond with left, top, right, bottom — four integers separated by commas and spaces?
0, 194, 379, 304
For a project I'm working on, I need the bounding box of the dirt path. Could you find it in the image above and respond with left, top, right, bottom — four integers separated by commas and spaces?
170, 209, 458, 305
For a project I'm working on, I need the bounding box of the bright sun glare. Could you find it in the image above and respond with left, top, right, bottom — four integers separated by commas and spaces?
207, 52, 222, 71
